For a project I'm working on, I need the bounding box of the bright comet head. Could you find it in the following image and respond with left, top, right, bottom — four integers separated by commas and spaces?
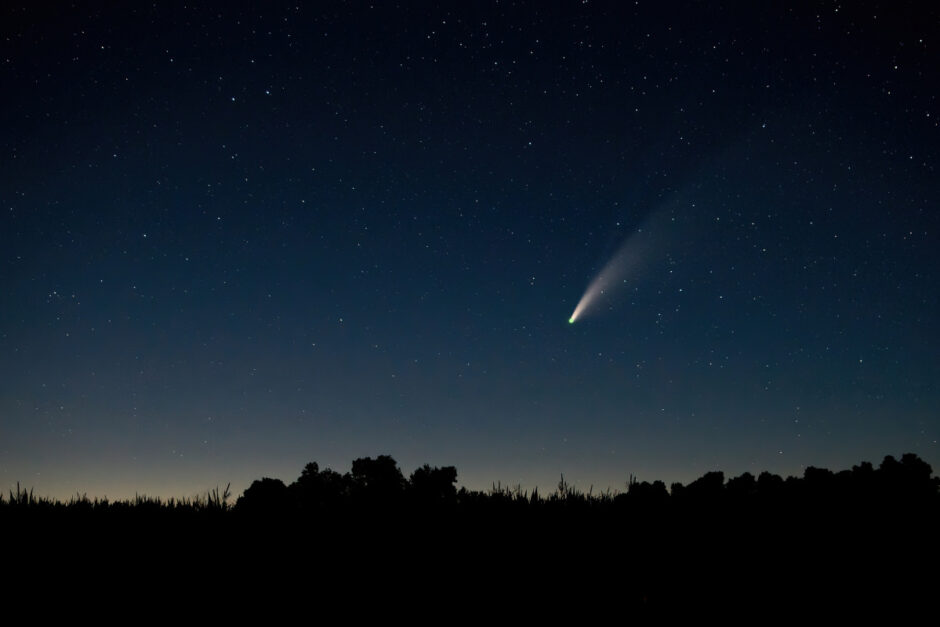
568, 316, 575, 324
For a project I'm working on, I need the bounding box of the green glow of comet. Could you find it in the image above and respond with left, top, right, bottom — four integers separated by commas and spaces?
568, 317, 575, 324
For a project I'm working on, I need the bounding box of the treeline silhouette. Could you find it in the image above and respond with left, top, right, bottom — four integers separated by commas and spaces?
3, 452, 937, 516
232, 452, 939, 515
5, 453, 938, 611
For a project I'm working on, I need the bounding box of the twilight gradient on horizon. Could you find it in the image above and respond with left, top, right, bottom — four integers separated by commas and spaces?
1, 1, 937, 500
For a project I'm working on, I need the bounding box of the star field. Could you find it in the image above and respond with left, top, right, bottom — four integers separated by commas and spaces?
1, 1, 937, 499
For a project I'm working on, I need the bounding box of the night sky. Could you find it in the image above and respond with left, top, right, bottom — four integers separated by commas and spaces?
2, 1, 937, 501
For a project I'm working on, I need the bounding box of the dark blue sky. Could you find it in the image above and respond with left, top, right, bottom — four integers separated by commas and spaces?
2, 1, 937, 499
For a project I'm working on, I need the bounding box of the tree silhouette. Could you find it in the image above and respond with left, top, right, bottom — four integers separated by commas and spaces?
236, 477, 289, 513
878, 453, 939, 501
290, 461, 350, 511
802, 466, 835, 504
626, 479, 669, 507
685, 470, 725, 501
756, 471, 784, 497
409, 464, 458, 506
350, 455, 406, 506
726, 472, 757, 501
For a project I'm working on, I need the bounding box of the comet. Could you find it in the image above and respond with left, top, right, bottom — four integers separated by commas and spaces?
568, 210, 666, 324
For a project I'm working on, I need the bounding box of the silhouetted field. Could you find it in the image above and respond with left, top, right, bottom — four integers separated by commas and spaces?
5, 453, 938, 612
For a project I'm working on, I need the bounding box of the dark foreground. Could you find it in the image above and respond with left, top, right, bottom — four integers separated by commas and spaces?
5, 453, 938, 615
